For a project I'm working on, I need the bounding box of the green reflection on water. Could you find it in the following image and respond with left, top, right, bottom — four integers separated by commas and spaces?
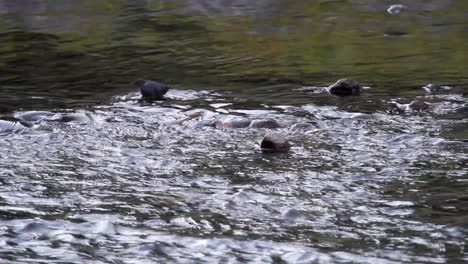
0, 0, 467, 110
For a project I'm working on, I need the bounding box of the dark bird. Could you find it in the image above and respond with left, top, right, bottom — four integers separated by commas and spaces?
327, 78, 362, 96
133, 78, 170, 101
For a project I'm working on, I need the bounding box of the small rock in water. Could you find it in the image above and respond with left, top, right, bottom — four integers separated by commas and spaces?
215, 117, 252, 128
387, 4, 406, 14
249, 119, 281, 129
133, 78, 170, 101
327, 78, 362, 96
260, 132, 291, 153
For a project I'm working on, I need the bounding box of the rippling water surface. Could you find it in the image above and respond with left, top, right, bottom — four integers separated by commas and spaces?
0, 1, 467, 263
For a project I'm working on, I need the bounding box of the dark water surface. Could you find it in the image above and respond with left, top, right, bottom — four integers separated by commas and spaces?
0, 1, 467, 263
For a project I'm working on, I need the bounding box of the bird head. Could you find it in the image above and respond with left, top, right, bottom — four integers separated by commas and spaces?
133, 78, 146, 86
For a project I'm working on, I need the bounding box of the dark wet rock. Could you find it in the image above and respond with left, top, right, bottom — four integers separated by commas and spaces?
290, 122, 315, 131
327, 78, 362, 96
387, 4, 406, 14
15, 111, 54, 123
260, 132, 291, 153
0, 120, 31, 134
408, 101, 430, 111
249, 119, 280, 129
215, 117, 252, 129
133, 78, 170, 101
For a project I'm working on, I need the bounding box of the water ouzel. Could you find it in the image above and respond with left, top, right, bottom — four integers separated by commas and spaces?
327, 78, 362, 96
133, 78, 170, 101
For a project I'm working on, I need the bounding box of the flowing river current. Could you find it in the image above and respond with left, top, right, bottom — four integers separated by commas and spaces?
0, 1, 467, 263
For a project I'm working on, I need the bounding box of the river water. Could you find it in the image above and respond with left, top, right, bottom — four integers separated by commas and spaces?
0, 1, 467, 263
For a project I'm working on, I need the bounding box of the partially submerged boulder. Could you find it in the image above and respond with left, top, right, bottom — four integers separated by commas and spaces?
260, 132, 291, 153
327, 78, 362, 96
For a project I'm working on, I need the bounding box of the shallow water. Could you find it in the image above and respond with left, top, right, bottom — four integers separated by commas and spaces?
1, 1, 467, 263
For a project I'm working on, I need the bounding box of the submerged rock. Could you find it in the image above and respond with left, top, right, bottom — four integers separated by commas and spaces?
327, 78, 362, 96
15, 111, 54, 123
260, 132, 291, 153
133, 78, 170, 101
249, 119, 281, 129
387, 4, 406, 15
215, 117, 252, 128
